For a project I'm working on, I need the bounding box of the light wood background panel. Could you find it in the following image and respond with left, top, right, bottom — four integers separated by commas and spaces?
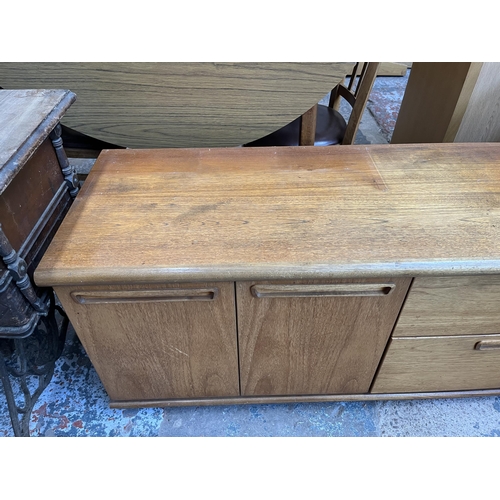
372, 334, 500, 393
391, 62, 482, 144
237, 278, 411, 396
394, 276, 500, 337
0, 62, 353, 148
35, 144, 500, 287
55, 282, 239, 401
455, 62, 500, 142
392, 62, 500, 144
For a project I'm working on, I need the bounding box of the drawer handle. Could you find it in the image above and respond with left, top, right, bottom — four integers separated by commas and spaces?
71, 288, 218, 304
474, 340, 500, 351
250, 283, 395, 299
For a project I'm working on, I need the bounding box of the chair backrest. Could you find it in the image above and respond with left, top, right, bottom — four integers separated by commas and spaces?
299, 62, 380, 146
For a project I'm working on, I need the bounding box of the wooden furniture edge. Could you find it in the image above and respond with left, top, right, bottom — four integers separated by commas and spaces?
0, 90, 77, 195
109, 389, 500, 408
376, 62, 409, 77
36, 262, 500, 288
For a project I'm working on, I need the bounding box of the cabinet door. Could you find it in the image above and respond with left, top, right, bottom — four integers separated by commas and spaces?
55, 282, 239, 402
237, 278, 411, 396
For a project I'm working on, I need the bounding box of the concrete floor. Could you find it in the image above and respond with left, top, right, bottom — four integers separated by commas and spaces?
2, 69, 500, 437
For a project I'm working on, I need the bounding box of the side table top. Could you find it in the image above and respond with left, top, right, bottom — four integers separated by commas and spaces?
35, 143, 500, 286
0, 89, 76, 195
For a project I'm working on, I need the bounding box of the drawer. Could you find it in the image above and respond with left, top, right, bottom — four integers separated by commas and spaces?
0, 138, 65, 252
393, 276, 500, 337
54, 282, 240, 401
371, 334, 500, 393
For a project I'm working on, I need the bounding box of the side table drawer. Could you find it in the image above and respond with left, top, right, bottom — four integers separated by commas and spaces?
371, 334, 500, 393
394, 276, 500, 337
55, 282, 239, 402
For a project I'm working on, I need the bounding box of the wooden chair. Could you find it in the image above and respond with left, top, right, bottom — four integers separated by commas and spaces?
244, 62, 380, 147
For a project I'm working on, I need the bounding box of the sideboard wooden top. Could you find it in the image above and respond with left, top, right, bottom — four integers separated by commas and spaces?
0, 89, 76, 194
35, 143, 500, 286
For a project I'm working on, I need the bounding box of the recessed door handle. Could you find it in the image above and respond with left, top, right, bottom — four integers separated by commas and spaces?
71, 288, 219, 304
250, 283, 395, 299
474, 340, 500, 351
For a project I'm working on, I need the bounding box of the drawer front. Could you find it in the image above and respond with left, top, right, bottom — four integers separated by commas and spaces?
371, 334, 500, 393
237, 278, 411, 397
0, 138, 65, 252
394, 276, 500, 337
55, 282, 239, 401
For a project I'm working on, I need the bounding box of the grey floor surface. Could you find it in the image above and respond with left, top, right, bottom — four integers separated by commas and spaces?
2, 69, 500, 437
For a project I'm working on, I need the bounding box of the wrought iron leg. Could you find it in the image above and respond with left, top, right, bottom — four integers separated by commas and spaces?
0, 292, 69, 436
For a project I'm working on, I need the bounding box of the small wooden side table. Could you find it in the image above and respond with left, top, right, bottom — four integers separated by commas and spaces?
0, 89, 78, 436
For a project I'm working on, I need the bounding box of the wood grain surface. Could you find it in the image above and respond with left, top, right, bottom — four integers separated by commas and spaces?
391, 63, 482, 144
35, 143, 500, 287
394, 276, 500, 336
371, 334, 500, 393
0, 89, 76, 193
55, 282, 239, 401
0, 138, 64, 251
299, 104, 318, 146
455, 62, 500, 142
0, 63, 352, 148
237, 278, 411, 396
390, 62, 500, 144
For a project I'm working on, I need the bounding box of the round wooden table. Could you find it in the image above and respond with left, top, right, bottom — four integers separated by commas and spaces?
0, 62, 353, 148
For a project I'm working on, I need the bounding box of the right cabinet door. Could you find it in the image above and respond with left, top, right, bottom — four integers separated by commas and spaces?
236, 278, 411, 396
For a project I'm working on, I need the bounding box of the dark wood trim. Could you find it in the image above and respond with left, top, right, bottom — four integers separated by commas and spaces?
19, 181, 68, 260
299, 104, 317, 146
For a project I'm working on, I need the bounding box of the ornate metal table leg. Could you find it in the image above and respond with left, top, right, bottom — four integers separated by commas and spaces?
0, 292, 68, 436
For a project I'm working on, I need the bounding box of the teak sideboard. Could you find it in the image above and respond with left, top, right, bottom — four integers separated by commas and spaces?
34, 144, 500, 408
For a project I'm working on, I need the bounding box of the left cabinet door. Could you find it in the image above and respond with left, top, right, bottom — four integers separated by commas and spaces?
55, 282, 239, 402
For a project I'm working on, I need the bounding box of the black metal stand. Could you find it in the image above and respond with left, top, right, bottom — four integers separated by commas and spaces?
0, 292, 68, 436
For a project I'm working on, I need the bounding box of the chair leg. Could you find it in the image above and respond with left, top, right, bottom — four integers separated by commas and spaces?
299, 104, 318, 146
329, 82, 342, 110
342, 62, 380, 145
